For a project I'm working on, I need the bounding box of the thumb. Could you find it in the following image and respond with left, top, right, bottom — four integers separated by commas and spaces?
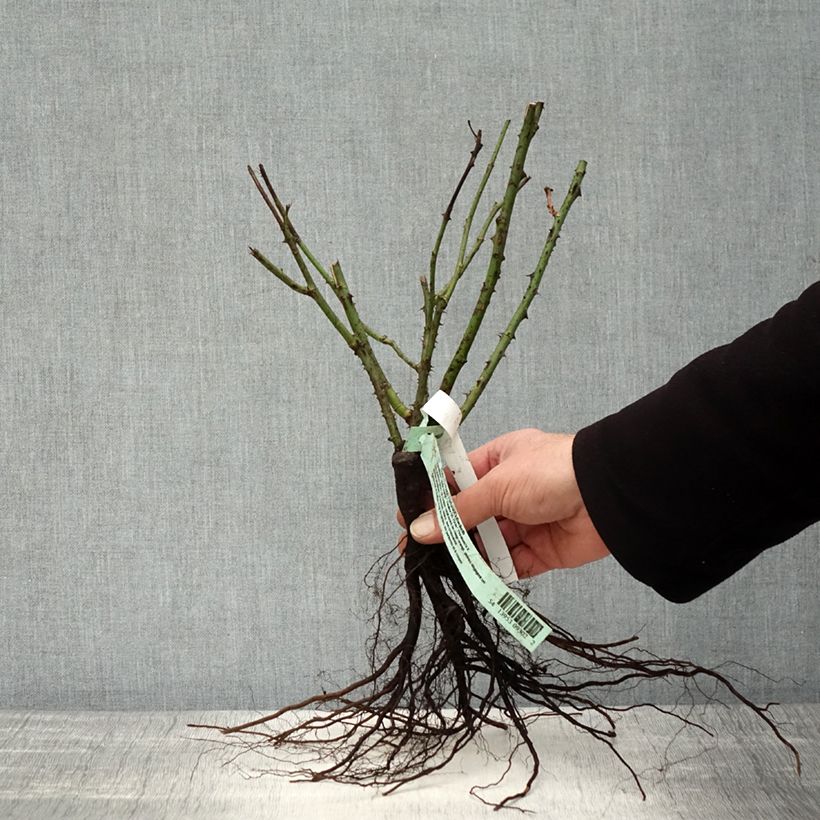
409, 475, 499, 543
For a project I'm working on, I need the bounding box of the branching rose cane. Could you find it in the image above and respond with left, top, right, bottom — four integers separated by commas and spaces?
187, 102, 799, 811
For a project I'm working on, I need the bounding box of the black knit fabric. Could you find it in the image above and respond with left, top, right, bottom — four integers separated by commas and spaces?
572, 281, 820, 603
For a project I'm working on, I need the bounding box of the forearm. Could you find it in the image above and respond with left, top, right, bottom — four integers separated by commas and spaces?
572, 281, 820, 602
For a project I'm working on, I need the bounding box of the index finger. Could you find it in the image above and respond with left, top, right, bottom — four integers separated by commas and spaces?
466, 430, 521, 479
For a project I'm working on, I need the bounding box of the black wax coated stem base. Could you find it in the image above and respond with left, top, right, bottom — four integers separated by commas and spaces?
185, 452, 801, 812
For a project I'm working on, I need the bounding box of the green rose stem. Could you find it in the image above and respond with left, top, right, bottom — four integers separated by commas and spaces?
187, 103, 800, 811
436, 101, 543, 403
460, 158, 587, 421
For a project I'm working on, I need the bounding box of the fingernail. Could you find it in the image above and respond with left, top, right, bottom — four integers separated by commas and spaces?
410, 511, 434, 540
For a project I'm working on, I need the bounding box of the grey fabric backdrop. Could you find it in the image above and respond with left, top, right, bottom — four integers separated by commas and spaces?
1, 0, 818, 710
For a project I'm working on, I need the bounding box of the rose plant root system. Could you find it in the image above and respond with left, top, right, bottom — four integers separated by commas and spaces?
187, 453, 800, 811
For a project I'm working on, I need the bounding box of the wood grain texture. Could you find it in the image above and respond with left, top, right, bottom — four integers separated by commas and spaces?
0, 706, 818, 819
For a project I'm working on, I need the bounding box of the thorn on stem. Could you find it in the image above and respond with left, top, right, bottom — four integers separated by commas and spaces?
545, 186, 558, 218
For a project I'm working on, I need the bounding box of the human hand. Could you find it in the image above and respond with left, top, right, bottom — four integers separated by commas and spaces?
397, 429, 610, 578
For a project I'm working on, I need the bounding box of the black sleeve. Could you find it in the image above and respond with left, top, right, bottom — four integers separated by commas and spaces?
571, 280, 820, 603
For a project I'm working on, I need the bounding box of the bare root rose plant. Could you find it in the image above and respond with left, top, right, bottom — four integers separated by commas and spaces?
188, 102, 799, 811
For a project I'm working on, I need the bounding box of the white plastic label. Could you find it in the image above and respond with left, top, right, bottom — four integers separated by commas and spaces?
421, 391, 518, 582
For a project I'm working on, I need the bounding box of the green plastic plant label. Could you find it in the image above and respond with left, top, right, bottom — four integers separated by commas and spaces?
421, 391, 517, 582
410, 428, 551, 653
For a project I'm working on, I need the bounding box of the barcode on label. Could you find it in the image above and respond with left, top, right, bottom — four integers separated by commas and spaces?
496, 591, 545, 638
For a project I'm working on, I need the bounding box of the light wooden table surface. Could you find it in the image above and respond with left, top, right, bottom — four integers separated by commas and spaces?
1, 705, 818, 818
